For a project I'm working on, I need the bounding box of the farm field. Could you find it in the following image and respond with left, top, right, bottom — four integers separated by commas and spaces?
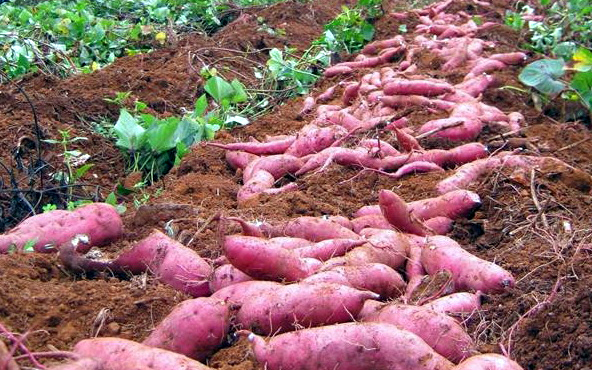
0, 0, 591, 369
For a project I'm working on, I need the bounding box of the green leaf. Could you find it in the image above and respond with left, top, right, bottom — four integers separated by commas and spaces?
573, 47, 592, 72
230, 79, 248, 103
113, 109, 146, 150
519, 59, 566, 95
146, 119, 179, 153
105, 192, 117, 206
570, 71, 592, 108
553, 42, 577, 60
75, 163, 94, 180
194, 94, 208, 116
23, 239, 37, 253
204, 76, 234, 103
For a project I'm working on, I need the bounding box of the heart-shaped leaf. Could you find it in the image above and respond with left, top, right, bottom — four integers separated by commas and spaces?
519, 59, 566, 95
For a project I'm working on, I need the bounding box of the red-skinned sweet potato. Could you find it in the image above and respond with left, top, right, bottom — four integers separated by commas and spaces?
226, 151, 259, 171
351, 214, 394, 233
284, 124, 348, 157
416, 235, 515, 293
211, 280, 282, 306
383, 79, 453, 96
393, 161, 445, 178
224, 235, 321, 281
294, 238, 366, 261
323, 65, 353, 77
424, 217, 454, 235
423, 292, 482, 316
73, 338, 212, 370
379, 190, 431, 236
272, 216, 360, 241
209, 263, 254, 292
0, 203, 123, 254
244, 322, 454, 370
243, 155, 303, 182
114, 230, 213, 297
362, 303, 475, 362
454, 354, 524, 369
408, 190, 482, 220
143, 297, 230, 361
207, 136, 295, 155
236, 283, 378, 335
303, 263, 406, 299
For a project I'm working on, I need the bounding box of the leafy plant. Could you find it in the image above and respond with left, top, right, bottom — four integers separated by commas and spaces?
519, 47, 592, 111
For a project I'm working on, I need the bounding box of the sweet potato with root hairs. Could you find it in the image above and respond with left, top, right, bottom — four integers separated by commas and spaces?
0, 203, 123, 254
423, 292, 482, 315
325, 215, 353, 229
266, 236, 312, 249
379, 94, 433, 108
383, 79, 453, 96
358, 139, 400, 157
454, 354, 524, 369
211, 280, 282, 305
317, 85, 337, 102
209, 264, 253, 292
295, 147, 391, 175
393, 161, 445, 178
224, 235, 321, 281
489, 52, 527, 65
361, 36, 404, 55
73, 338, 212, 370
418, 117, 484, 141
244, 322, 454, 370
207, 136, 295, 155
465, 58, 507, 80
243, 154, 303, 182
303, 263, 406, 299
394, 127, 422, 152
379, 190, 432, 236
236, 283, 378, 335
272, 216, 360, 241
324, 229, 409, 270
114, 230, 213, 297
417, 235, 515, 293
284, 124, 348, 157
424, 217, 454, 235
363, 304, 475, 363
351, 215, 394, 233
408, 190, 482, 220
294, 238, 366, 261
357, 299, 385, 319
323, 65, 353, 77
225, 151, 258, 170
143, 297, 230, 361
326, 110, 363, 131
237, 170, 275, 203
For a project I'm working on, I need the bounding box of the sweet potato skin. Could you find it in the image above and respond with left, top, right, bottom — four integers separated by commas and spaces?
143, 297, 230, 361
0, 203, 123, 253
247, 322, 454, 370
114, 230, 212, 297
209, 264, 254, 292
453, 354, 524, 369
211, 281, 282, 306
363, 304, 475, 363
423, 292, 482, 315
73, 337, 212, 370
236, 283, 378, 334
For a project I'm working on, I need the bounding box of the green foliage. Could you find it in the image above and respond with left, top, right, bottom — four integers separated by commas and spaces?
519, 48, 592, 110
111, 75, 249, 183
0, 0, 292, 80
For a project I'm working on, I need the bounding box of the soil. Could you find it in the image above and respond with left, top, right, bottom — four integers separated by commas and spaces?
1, 1, 591, 370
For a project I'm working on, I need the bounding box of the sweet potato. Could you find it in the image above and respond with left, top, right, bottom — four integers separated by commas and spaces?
351, 214, 394, 233
317, 85, 337, 102
417, 235, 515, 293
143, 297, 230, 361
245, 322, 454, 370
226, 151, 259, 170
326, 110, 364, 131
73, 338, 212, 370
48, 358, 103, 370
209, 264, 253, 292
299, 96, 316, 117
454, 354, 524, 369
455, 74, 495, 97
284, 124, 348, 157
224, 235, 321, 281
358, 139, 400, 157
489, 52, 527, 65
424, 216, 454, 235
207, 136, 295, 155
423, 292, 482, 315
363, 303, 475, 362
243, 154, 303, 182
342, 82, 361, 105
353, 204, 381, 218
465, 58, 506, 80
323, 65, 353, 77
383, 79, 453, 96
272, 216, 360, 241
114, 230, 213, 297
296, 147, 391, 175
236, 283, 378, 334
303, 263, 406, 299
408, 190, 482, 220
237, 170, 275, 203
418, 117, 484, 141
393, 161, 445, 178
324, 229, 409, 270
294, 238, 366, 261
361, 36, 404, 55
379, 94, 434, 108
211, 280, 282, 306
379, 190, 431, 236
324, 215, 353, 229
508, 112, 524, 131
0, 203, 123, 254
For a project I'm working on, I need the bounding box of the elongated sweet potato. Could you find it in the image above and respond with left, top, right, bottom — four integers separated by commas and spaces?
393, 161, 445, 178
226, 151, 259, 170
245, 322, 454, 370
209, 264, 253, 292
363, 303, 475, 362
323, 65, 353, 77
303, 263, 406, 299
408, 190, 481, 220
243, 154, 303, 182
418, 117, 484, 141
284, 124, 348, 157
143, 297, 230, 361
236, 283, 378, 335
114, 230, 213, 297
0, 203, 123, 254
417, 235, 515, 293
384, 79, 454, 96
423, 292, 482, 315
379, 190, 431, 236
454, 354, 524, 369
237, 169, 275, 203
224, 235, 321, 281
269, 216, 360, 241
424, 217, 454, 235
351, 214, 394, 233
207, 136, 295, 155
73, 338, 212, 370
211, 281, 283, 306
294, 238, 366, 261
